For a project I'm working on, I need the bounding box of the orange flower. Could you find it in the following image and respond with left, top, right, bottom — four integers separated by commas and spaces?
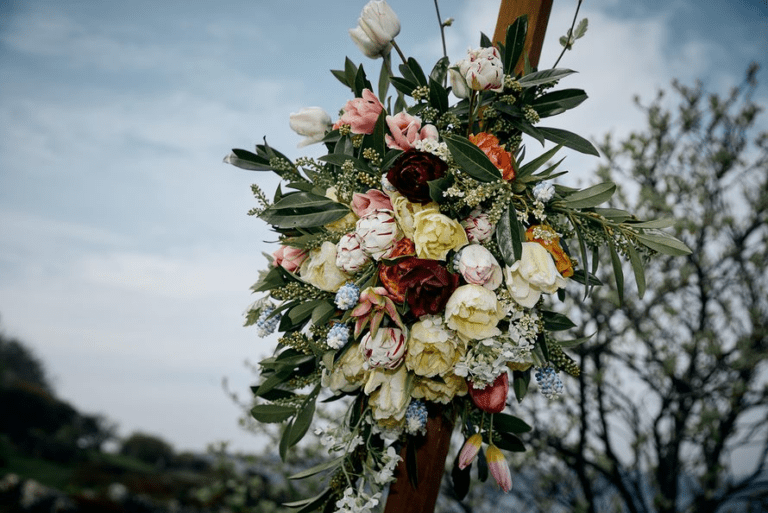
525, 226, 574, 278
469, 132, 516, 181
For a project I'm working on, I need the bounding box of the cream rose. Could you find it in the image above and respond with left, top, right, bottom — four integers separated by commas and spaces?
444, 284, 504, 340
411, 372, 468, 404
299, 241, 352, 292
365, 365, 414, 426
412, 210, 468, 260
405, 316, 463, 378
323, 343, 369, 393
504, 242, 568, 308
390, 193, 440, 239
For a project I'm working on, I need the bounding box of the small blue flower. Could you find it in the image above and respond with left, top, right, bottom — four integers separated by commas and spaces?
535, 365, 563, 399
327, 323, 350, 349
335, 282, 360, 310
255, 307, 280, 337
405, 400, 428, 435
533, 181, 555, 203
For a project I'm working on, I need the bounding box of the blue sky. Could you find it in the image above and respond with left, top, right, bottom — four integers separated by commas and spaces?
1, 0, 766, 453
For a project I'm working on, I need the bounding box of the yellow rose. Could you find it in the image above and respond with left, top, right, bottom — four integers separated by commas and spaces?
299, 241, 351, 292
405, 316, 465, 377
325, 187, 359, 232
365, 365, 414, 426
390, 193, 440, 239
444, 284, 504, 340
412, 372, 468, 404
412, 210, 469, 260
323, 343, 369, 393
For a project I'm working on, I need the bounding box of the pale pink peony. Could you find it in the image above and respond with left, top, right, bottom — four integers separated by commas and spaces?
360, 326, 407, 370
355, 210, 401, 260
336, 233, 370, 274
457, 244, 503, 290
333, 89, 384, 135
272, 245, 308, 273
351, 189, 393, 218
461, 209, 494, 243
385, 112, 439, 151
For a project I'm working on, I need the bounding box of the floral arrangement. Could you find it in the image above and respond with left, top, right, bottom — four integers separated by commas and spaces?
224, 1, 690, 511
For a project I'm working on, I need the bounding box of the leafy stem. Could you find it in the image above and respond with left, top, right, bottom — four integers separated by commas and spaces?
552, 0, 583, 69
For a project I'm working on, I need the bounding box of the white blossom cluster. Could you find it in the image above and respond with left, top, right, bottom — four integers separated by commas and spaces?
412, 138, 451, 162
335, 487, 381, 513
315, 424, 364, 454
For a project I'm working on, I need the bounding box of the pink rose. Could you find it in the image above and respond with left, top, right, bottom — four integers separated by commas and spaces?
272, 245, 308, 273
351, 189, 393, 217
360, 326, 407, 370
333, 89, 384, 135
385, 112, 439, 151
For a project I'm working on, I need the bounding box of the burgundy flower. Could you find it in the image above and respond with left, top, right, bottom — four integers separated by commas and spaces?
399, 259, 459, 317
468, 372, 508, 413
378, 238, 417, 303
386, 149, 447, 204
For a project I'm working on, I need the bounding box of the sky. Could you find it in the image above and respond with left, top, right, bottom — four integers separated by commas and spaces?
1, 0, 766, 454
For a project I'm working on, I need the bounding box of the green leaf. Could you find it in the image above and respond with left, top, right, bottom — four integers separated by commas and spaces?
451, 452, 471, 501
561, 182, 616, 208
283, 488, 333, 511
428, 77, 449, 113
430, 56, 450, 86
378, 54, 391, 103
517, 144, 563, 178
532, 89, 588, 117
494, 431, 526, 452
627, 218, 676, 229
344, 57, 358, 87
574, 18, 589, 39
504, 15, 528, 74
390, 76, 417, 97
518, 68, 576, 88
331, 68, 351, 89
593, 207, 634, 222
319, 154, 373, 174
353, 64, 372, 97
311, 300, 337, 326
406, 57, 427, 87
492, 413, 532, 433
477, 446, 489, 482
443, 133, 502, 182
626, 243, 646, 298
495, 203, 523, 266
568, 271, 603, 287
512, 369, 530, 402
289, 455, 345, 480
287, 384, 320, 447
380, 148, 404, 171
636, 232, 692, 256
609, 243, 625, 304
259, 192, 350, 229
255, 369, 292, 397
224, 149, 271, 171
479, 32, 493, 48
541, 310, 577, 331
428, 176, 453, 203
398, 61, 418, 85
250, 404, 296, 423
537, 127, 600, 156
557, 334, 594, 348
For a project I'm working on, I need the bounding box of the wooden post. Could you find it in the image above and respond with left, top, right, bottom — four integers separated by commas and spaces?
493, 0, 554, 74
382, 3, 555, 512
383, 405, 454, 513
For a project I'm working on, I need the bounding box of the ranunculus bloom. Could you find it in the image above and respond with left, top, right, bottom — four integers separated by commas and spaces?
400, 259, 460, 317
412, 210, 469, 261
504, 242, 568, 308
288, 107, 332, 147
299, 241, 351, 292
461, 208, 494, 243
351, 189, 393, 218
323, 343, 369, 394
386, 149, 448, 204
378, 240, 418, 303
349, 0, 401, 59
469, 132, 516, 181
355, 209, 401, 260
385, 112, 439, 151
465, 47, 504, 92
458, 433, 483, 470
457, 244, 503, 290
525, 225, 574, 278
365, 365, 414, 428
390, 194, 440, 240
405, 316, 462, 378
360, 326, 407, 370
272, 245, 308, 273
411, 372, 468, 404
444, 284, 503, 340
468, 372, 508, 413
334, 89, 384, 135
336, 233, 370, 274
486, 444, 513, 493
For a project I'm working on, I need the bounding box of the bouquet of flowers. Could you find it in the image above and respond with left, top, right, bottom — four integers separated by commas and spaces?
224, 1, 690, 511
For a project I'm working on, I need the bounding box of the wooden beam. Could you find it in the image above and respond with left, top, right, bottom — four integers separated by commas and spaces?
493, 0, 554, 74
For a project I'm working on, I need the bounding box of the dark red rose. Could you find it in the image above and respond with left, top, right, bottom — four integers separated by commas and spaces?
468, 372, 509, 413
399, 259, 459, 317
379, 238, 418, 303
386, 149, 448, 204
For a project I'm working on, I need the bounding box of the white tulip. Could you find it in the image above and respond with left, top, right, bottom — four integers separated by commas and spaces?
288, 107, 332, 147
349, 0, 401, 59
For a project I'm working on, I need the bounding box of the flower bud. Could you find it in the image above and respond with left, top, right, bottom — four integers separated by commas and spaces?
349, 0, 401, 59
458, 433, 483, 470
288, 107, 331, 147
486, 445, 512, 492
